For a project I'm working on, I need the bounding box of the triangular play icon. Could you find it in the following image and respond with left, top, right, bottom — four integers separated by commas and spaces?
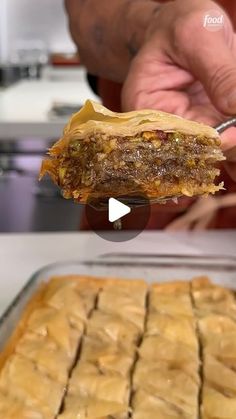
108, 198, 131, 223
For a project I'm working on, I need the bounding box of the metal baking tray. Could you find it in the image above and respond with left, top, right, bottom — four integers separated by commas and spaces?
1, 253, 236, 351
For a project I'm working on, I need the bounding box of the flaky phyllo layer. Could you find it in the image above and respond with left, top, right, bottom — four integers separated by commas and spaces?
40, 100, 225, 203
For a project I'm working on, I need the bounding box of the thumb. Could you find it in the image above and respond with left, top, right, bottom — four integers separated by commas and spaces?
182, 18, 236, 114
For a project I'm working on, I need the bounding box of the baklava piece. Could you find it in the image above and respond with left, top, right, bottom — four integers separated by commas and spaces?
1, 274, 236, 418
191, 277, 236, 419
132, 389, 188, 419
0, 275, 100, 419
40, 100, 225, 203
59, 279, 147, 419
59, 395, 128, 419
79, 335, 135, 377
97, 278, 147, 330
191, 276, 236, 318
0, 354, 63, 416
15, 332, 72, 384
133, 281, 200, 419
0, 391, 53, 419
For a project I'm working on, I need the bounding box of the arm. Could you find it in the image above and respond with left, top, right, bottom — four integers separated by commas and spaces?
64, 0, 160, 82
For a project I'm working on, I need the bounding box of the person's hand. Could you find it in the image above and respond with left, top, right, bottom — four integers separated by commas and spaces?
122, 0, 236, 158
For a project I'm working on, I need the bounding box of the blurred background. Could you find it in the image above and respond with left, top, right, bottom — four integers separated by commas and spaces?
0, 0, 99, 232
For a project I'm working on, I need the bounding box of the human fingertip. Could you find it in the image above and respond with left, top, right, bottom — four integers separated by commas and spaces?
220, 128, 236, 151
224, 92, 236, 114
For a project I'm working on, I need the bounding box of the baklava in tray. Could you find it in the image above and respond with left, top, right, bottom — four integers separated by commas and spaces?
40, 100, 225, 203
0, 274, 236, 418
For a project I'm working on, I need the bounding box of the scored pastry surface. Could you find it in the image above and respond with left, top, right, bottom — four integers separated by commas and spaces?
132, 281, 200, 419
0, 275, 235, 418
191, 277, 236, 419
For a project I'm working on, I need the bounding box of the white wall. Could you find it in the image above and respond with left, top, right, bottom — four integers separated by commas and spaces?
0, 0, 8, 61
0, 0, 76, 61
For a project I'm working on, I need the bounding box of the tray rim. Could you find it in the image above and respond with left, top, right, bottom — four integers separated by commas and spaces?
100, 252, 236, 261
1, 252, 236, 329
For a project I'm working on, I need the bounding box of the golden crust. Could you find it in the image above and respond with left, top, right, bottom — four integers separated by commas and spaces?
1, 274, 236, 418
61, 100, 219, 140
59, 395, 128, 419
146, 313, 198, 350
0, 276, 145, 370
133, 361, 199, 417
191, 276, 212, 291
151, 281, 190, 294
133, 389, 186, 418
0, 391, 54, 419
0, 354, 64, 411
46, 274, 146, 289
0, 276, 201, 374
0, 276, 146, 377
98, 277, 146, 288
202, 386, 236, 419
0, 283, 47, 372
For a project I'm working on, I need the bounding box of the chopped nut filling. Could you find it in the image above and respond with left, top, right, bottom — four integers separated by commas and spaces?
40, 129, 224, 202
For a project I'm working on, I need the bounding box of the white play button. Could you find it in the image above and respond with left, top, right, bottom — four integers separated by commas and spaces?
108, 198, 131, 223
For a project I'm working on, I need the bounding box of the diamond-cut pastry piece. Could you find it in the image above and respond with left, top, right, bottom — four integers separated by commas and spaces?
139, 335, 198, 365
0, 391, 53, 419
132, 411, 186, 419
132, 389, 190, 419
150, 294, 194, 317
0, 392, 52, 419
27, 306, 82, 356
44, 285, 87, 321
97, 281, 147, 330
81, 334, 135, 358
199, 313, 236, 337
139, 358, 199, 384
68, 370, 129, 404
150, 282, 193, 317
199, 315, 236, 369
205, 334, 236, 370
43, 275, 99, 315
100, 279, 147, 305
146, 313, 198, 350
0, 354, 63, 416
95, 352, 134, 377
151, 281, 190, 294
87, 310, 141, 347
133, 360, 199, 417
16, 332, 72, 383
204, 354, 236, 398
79, 337, 134, 377
58, 395, 128, 419
201, 387, 236, 419
192, 277, 236, 318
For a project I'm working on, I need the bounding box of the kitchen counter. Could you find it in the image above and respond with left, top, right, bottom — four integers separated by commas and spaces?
0, 231, 236, 316
0, 67, 99, 139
